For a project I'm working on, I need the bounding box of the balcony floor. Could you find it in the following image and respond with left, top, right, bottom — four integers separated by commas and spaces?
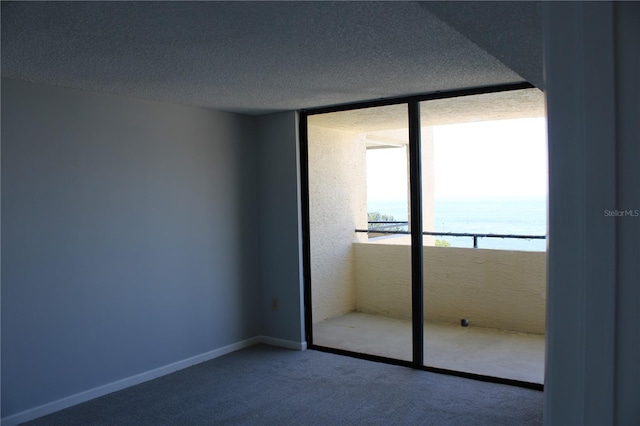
313, 312, 545, 384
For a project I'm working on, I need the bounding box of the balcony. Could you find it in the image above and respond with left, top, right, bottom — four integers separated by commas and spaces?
312, 233, 546, 385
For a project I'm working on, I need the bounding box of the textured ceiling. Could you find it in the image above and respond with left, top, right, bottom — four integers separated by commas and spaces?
1, 1, 541, 115
420, 1, 543, 90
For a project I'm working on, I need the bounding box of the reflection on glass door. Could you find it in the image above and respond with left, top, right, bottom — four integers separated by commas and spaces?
307, 104, 413, 361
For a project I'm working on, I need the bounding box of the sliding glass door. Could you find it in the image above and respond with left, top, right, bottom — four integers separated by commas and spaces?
419, 89, 547, 384
302, 84, 547, 387
306, 104, 414, 361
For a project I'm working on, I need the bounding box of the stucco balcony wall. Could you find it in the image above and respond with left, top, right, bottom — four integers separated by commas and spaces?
353, 242, 546, 334
307, 124, 368, 323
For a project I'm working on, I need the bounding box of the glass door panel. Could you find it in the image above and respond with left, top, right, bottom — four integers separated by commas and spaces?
307, 104, 413, 361
420, 88, 547, 383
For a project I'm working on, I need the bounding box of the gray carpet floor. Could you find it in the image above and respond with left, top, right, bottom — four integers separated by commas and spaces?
25, 344, 543, 425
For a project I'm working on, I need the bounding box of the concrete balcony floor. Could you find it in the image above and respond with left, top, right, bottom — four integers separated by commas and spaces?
313, 312, 545, 384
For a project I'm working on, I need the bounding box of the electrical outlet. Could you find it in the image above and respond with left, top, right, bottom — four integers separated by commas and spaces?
271, 297, 280, 312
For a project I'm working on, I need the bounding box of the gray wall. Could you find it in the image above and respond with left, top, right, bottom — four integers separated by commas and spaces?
255, 112, 305, 344
543, 2, 639, 424
1, 78, 261, 417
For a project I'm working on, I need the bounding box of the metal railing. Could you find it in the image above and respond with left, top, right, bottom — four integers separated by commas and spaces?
356, 221, 546, 248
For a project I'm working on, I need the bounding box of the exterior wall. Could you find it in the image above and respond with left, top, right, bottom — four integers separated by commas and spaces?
354, 243, 547, 334
307, 125, 367, 323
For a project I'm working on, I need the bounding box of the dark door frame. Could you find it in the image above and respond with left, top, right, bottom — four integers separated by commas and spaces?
298, 82, 542, 391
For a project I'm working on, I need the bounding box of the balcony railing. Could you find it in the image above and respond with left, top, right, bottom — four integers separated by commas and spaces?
357, 222, 546, 248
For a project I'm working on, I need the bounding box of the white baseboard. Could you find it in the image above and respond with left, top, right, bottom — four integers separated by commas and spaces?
1, 335, 307, 426
258, 335, 307, 351
1, 336, 262, 426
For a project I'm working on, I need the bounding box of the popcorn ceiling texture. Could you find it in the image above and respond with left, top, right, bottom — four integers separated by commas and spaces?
421, 1, 543, 90
0, 1, 539, 115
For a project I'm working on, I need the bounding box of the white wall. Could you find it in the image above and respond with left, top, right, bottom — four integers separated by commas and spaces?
255, 112, 306, 345
1, 79, 261, 420
543, 2, 639, 424
0, 81, 311, 425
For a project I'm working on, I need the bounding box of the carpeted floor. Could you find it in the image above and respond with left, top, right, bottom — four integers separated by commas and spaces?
24, 344, 543, 425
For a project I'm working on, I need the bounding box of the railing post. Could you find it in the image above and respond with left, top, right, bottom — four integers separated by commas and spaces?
473, 236, 478, 248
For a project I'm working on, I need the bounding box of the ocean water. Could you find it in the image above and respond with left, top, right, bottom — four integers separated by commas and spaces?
368, 197, 547, 252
